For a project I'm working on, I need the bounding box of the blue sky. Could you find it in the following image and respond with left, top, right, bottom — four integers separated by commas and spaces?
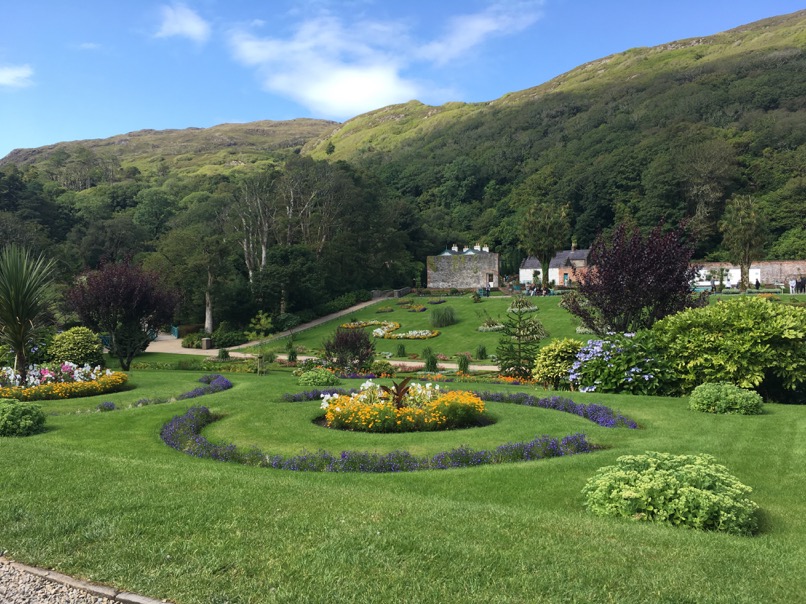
1, 0, 803, 159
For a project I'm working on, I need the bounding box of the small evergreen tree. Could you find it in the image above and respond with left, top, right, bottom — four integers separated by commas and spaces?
496, 309, 549, 379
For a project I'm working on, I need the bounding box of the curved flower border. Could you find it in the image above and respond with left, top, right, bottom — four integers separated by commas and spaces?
160, 405, 593, 472
340, 320, 440, 340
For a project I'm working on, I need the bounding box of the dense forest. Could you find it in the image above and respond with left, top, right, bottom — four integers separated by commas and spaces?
1, 10, 804, 330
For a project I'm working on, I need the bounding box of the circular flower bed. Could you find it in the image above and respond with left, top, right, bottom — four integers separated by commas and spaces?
320, 379, 487, 432
341, 320, 439, 340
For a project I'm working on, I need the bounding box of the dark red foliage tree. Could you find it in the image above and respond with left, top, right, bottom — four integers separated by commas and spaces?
563, 223, 706, 333
67, 261, 177, 370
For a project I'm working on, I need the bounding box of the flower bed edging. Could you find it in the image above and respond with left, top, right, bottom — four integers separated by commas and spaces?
159, 404, 594, 472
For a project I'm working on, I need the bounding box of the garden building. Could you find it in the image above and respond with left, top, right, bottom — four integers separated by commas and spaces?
519, 248, 590, 286
427, 244, 499, 290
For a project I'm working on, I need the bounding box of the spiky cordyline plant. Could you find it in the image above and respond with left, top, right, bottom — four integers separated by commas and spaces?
0, 244, 56, 381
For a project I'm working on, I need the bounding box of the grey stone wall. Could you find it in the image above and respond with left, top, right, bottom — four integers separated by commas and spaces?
698, 260, 806, 285
427, 254, 499, 289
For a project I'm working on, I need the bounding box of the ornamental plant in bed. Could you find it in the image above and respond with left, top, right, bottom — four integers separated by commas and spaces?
320, 378, 488, 432
0, 363, 128, 401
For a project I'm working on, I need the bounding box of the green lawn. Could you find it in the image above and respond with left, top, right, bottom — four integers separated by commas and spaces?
244, 294, 584, 362
1, 369, 805, 603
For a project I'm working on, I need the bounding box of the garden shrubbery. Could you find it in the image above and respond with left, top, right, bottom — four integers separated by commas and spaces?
323, 327, 375, 372
569, 331, 676, 395
48, 327, 105, 367
689, 382, 764, 415
297, 368, 341, 387
651, 296, 806, 401
0, 399, 46, 436
582, 451, 759, 535
533, 338, 584, 390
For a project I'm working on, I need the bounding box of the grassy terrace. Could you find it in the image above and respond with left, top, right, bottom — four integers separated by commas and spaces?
1, 367, 805, 603
244, 294, 584, 362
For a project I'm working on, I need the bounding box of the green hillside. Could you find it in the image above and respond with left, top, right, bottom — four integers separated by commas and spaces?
0, 9, 804, 328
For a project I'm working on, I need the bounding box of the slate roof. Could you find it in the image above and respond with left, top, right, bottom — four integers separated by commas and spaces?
520, 249, 590, 269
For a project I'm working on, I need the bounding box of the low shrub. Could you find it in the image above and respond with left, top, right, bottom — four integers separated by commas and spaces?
475, 345, 487, 360
395, 343, 407, 357
212, 321, 248, 348
97, 401, 116, 412
48, 327, 105, 367
0, 399, 46, 436
457, 354, 470, 374
582, 451, 759, 535
431, 306, 457, 328
423, 354, 439, 373
369, 360, 396, 377
182, 332, 204, 349
297, 368, 342, 387
689, 382, 764, 415
533, 338, 584, 390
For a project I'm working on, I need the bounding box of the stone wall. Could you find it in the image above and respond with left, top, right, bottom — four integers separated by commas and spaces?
427, 254, 499, 289
698, 260, 806, 285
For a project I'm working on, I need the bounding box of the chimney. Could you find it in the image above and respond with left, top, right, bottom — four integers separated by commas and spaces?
482, 245, 489, 252
474, 243, 481, 251
451, 244, 458, 252
571, 238, 577, 252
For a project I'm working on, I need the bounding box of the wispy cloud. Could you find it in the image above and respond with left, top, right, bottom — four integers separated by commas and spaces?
0, 64, 34, 88
228, 2, 542, 119
229, 17, 418, 118
155, 3, 211, 43
419, 1, 545, 66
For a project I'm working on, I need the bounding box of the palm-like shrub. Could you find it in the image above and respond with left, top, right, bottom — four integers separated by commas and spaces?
0, 245, 56, 381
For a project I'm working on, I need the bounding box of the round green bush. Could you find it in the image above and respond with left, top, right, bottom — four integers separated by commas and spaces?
370, 360, 396, 377
297, 368, 342, 387
533, 338, 584, 390
582, 451, 759, 536
0, 400, 46, 437
430, 306, 457, 328
689, 382, 764, 415
48, 327, 104, 367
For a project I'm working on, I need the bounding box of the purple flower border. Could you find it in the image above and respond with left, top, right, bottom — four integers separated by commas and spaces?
159, 405, 594, 472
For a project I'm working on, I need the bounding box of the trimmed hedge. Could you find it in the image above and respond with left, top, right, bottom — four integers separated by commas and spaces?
689, 382, 764, 415
0, 400, 46, 436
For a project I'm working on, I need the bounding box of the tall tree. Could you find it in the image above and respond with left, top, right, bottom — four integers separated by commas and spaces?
719, 195, 768, 292
0, 244, 56, 380
496, 298, 550, 380
67, 261, 177, 370
517, 203, 570, 289
564, 223, 705, 333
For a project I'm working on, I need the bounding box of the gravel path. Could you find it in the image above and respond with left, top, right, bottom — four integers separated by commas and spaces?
0, 557, 167, 604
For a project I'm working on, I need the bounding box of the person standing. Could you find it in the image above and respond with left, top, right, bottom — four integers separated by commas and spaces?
755, 278, 761, 290
789, 278, 797, 294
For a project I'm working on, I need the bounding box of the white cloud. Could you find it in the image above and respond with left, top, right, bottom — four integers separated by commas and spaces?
419, 1, 545, 65
155, 3, 211, 43
229, 19, 419, 118
77, 42, 101, 51
0, 64, 34, 88
227, 2, 544, 118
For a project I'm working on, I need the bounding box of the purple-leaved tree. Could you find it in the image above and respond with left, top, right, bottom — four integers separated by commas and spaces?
563, 223, 706, 334
67, 261, 177, 370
